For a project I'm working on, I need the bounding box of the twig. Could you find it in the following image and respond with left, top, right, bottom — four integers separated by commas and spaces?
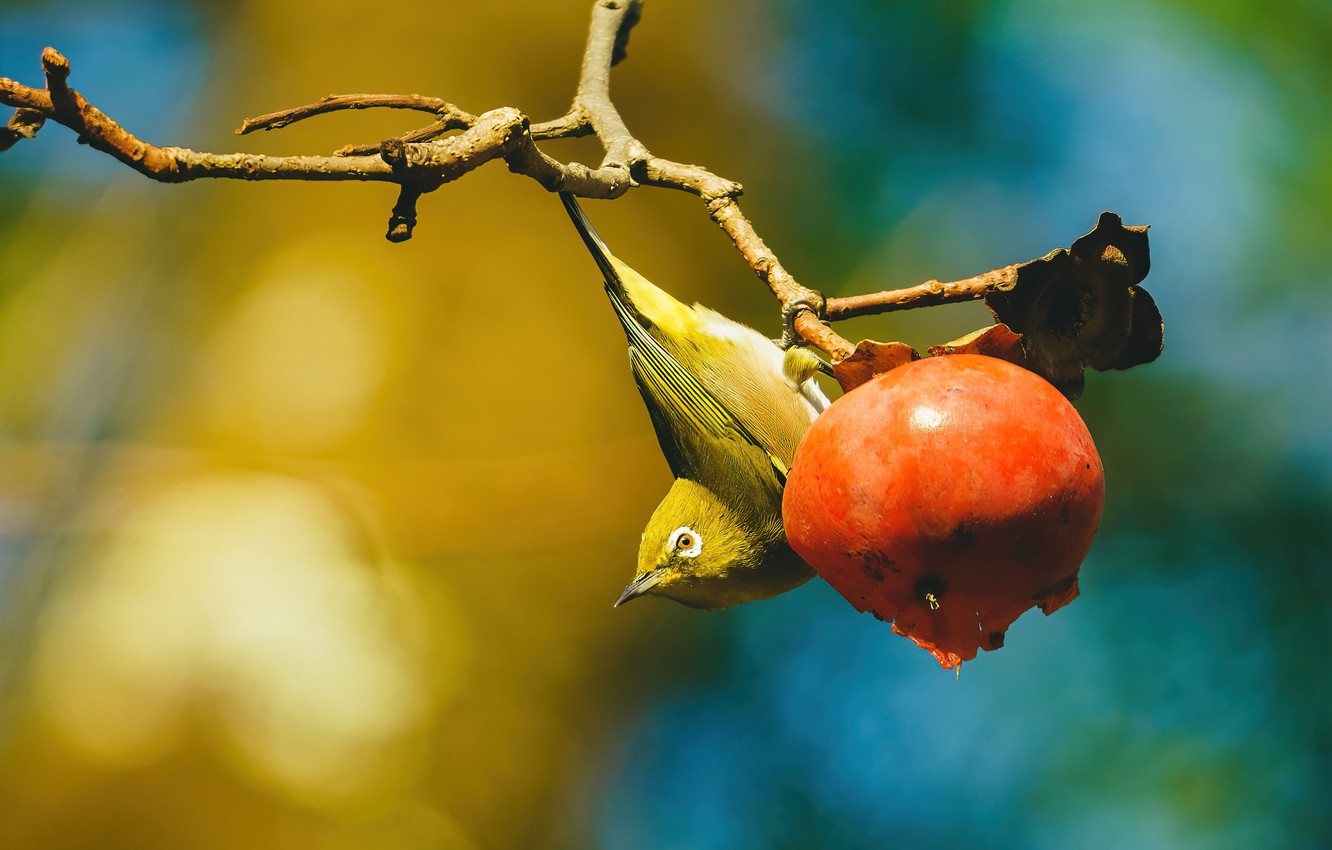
334, 109, 593, 159
237, 93, 476, 135
0, 2, 1043, 362
575, 0, 646, 178
565, 2, 851, 356
826, 266, 1020, 321
530, 109, 594, 141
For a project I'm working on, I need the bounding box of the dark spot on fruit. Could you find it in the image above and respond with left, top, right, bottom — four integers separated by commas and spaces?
987, 631, 1006, 649
857, 550, 897, 581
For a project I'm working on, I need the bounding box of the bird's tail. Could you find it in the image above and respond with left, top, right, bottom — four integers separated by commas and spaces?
560, 193, 622, 290
559, 192, 694, 342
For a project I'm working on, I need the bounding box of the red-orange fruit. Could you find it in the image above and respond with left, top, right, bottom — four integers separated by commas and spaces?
783, 354, 1104, 669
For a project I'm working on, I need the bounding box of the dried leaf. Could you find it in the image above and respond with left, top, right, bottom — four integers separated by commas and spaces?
984, 211, 1162, 399
832, 340, 920, 393
927, 323, 1027, 366
1115, 286, 1165, 370
0, 108, 46, 153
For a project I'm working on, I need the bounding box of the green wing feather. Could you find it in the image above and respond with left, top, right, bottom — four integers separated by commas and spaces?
560, 193, 790, 485
610, 288, 788, 483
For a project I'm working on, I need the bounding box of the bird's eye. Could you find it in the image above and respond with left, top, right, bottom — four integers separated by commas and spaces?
668, 526, 702, 558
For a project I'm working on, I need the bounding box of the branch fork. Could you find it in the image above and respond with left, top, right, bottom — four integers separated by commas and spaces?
0, 2, 1159, 379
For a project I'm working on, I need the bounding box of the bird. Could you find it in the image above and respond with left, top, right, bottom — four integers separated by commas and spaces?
559, 192, 831, 610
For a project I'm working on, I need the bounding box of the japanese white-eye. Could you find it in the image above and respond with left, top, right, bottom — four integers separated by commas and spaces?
560, 193, 830, 610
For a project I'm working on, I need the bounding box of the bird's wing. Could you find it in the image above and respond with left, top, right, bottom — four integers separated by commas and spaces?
609, 288, 789, 484
688, 308, 825, 470
559, 192, 797, 484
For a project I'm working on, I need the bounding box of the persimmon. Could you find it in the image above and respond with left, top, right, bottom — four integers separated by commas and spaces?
783, 354, 1104, 668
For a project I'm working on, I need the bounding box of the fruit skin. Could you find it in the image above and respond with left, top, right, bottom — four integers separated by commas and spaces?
783, 354, 1104, 668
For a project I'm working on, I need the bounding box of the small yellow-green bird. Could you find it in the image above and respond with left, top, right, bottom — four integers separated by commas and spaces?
560, 193, 830, 610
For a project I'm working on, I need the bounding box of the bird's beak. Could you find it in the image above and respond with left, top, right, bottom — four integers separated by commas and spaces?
614, 570, 663, 608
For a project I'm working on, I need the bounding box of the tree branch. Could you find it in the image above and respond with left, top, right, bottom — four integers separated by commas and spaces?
575, 0, 646, 177
565, 2, 852, 356
826, 265, 1020, 321
0, 3, 1114, 365
237, 93, 476, 136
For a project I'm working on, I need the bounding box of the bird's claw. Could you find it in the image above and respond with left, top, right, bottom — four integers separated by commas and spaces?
774, 291, 827, 350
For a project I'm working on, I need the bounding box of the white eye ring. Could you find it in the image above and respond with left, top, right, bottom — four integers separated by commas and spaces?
668, 526, 702, 558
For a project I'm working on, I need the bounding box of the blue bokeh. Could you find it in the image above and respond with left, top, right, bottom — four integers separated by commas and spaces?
593, 0, 1331, 847
0, 1, 206, 188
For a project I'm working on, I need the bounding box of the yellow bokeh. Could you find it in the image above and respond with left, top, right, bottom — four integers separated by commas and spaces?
196, 237, 400, 454
31, 471, 466, 810
0, 1, 758, 846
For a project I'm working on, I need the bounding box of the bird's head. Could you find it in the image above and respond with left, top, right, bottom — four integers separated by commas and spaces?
615, 478, 810, 610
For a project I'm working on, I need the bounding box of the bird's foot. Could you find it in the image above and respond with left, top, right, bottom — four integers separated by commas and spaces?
774, 290, 827, 350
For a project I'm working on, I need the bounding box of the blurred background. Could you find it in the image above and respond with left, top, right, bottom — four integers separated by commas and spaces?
0, 0, 1328, 847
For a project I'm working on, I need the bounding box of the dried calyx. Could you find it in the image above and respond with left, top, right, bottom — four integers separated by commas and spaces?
984, 212, 1162, 399
829, 213, 1164, 400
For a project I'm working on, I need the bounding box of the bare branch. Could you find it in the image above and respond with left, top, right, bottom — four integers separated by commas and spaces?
0, 4, 1111, 365
41, 48, 76, 118
237, 93, 475, 136
530, 109, 594, 141
0, 78, 53, 113
575, 0, 648, 172
335, 108, 592, 159
562, 3, 856, 357
386, 183, 423, 243
826, 266, 1020, 321
335, 122, 458, 157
